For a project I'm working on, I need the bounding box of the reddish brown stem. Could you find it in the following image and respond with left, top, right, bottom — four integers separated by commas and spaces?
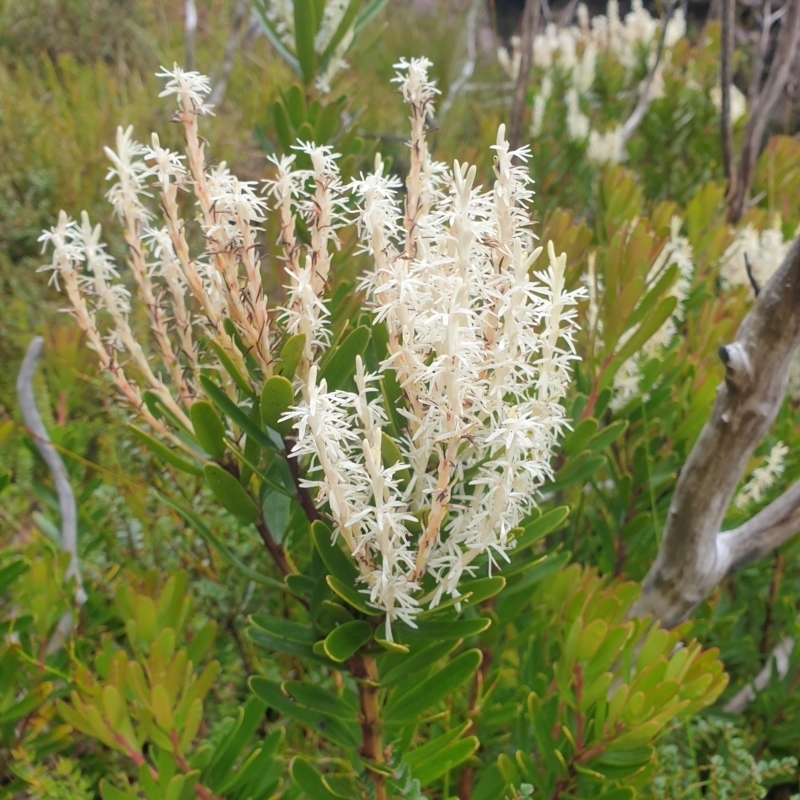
349, 654, 386, 800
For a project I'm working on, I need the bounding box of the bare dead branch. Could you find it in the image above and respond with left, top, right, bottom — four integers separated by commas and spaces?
439, 0, 482, 121
17, 336, 86, 653
209, 0, 253, 108
748, 0, 773, 106
721, 0, 737, 195
728, 0, 800, 222
631, 234, 800, 627
620, 0, 674, 146
508, 0, 540, 151
185, 0, 198, 72
722, 635, 794, 713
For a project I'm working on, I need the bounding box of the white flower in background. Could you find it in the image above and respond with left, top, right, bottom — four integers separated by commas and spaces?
587, 125, 625, 165
291, 59, 584, 634
498, 35, 521, 80
530, 75, 553, 137
566, 89, 590, 140
710, 84, 747, 124
735, 442, 789, 509
720, 220, 792, 288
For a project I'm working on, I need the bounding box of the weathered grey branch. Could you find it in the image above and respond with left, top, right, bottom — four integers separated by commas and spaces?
185, 0, 198, 72
209, 0, 253, 108
17, 337, 86, 607
508, 0, 540, 151
728, 0, 800, 222
439, 0, 482, 121
720, 0, 736, 195
620, 0, 673, 146
631, 234, 800, 627
722, 635, 794, 713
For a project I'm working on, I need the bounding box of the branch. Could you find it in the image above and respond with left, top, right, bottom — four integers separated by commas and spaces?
508, 0, 540, 151
620, 0, 673, 146
722, 635, 794, 713
185, 0, 198, 72
17, 337, 86, 653
728, 0, 800, 222
209, 0, 253, 108
439, 0, 481, 122
631, 234, 800, 627
720, 0, 736, 195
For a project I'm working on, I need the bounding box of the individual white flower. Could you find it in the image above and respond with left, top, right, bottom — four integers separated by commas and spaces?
104, 126, 153, 225
735, 442, 789, 509
156, 63, 214, 115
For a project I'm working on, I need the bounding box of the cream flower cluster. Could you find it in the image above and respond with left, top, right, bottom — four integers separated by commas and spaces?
40, 59, 583, 639
257, 0, 356, 92
735, 442, 789, 509
499, 0, 687, 165
720, 219, 795, 289
288, 58, 584, 636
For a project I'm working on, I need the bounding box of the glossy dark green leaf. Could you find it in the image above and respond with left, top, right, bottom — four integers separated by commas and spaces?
190, 401, 226, 460
318, 326, 370, 392
326, 575, 376, 616
402, 616, 491, 643
276, 333, 307, 379
293, 0, 317, 85
207, 341, 255, 399
457, 576, 506, 608
204, 698, 268, 789
273, 99, 294, 151
261, 375, 295, 436
323, 620, 372, 661
311, 520, 359, 584
0, 559, 27, 593
284, 681, 357, 721
250, 614, 316, 644
128, 425, 203, 476
562, 418, 598, 455
290, 757, 348, 800
411, 736, 479, 785
204, 464, 259, 523
379, 639, 461, 686
383, 649, 482, 722
250, 679, 360, 749
199, 376, 275, 451
548, 453, 606, 494
512, 506, 570, 552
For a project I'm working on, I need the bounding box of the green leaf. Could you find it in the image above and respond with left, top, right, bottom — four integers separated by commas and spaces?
402, 617, 491, 643
383, 649, 482, 722
457, 576, 506, 608
0, 559, 27, 593
323, 620, 372, 661
156, 491, 284, 590
563, 418, 598, 455
128, 425, 203, 476
354, 0, 389, 31
207, 341, 255, 399
412, 736, 479, 785
284, 682, 358, 721
250, 614, 316, 644
318, 0, 361, 70
261, 375, 295, 437
293, 0, 317, 85
199, 376, 275, 451
312, 520, 359, 584
326, 574, 376, 616
548, 453, 606, 494
291, 757, 348, 800
190, 401, 226, 460
276, 333, 307, 379
252, 1, 302, 75
250, 679, 359, 749
204, 464, 260, 523
100, 782, 141, 800
0, 683, 52, 724
512, 506, 570, 551
379, 639, 461, 686
587, 420, 628, 453
318, 326, 370, 392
